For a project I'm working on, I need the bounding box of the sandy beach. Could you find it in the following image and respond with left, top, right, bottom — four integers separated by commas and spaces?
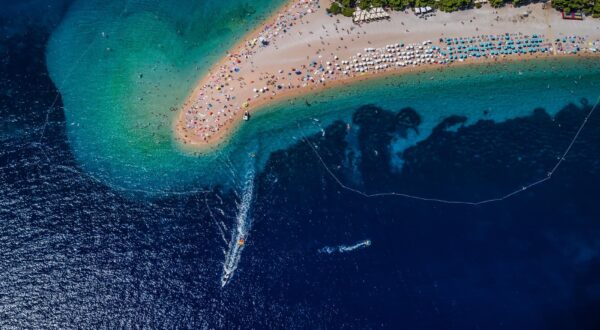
174, 0, 600, 151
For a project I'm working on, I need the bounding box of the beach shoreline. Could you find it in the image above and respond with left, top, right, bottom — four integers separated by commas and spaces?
173, 1, 600, 152
176, 53, 598, 155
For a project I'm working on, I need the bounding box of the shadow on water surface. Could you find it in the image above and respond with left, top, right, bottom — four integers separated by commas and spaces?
266, 100, 598, 203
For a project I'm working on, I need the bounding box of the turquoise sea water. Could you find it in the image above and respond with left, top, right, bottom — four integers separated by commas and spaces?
46, 0, 287, 194
46, 0, 600, 195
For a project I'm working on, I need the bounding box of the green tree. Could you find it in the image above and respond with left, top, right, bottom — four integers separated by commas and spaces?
551, 0, 594, 12
388, 0, 407, 9
437, 0, 473, 12
342, 6, 356, 16
358, 0, 372, 9
327, 2, 342, 14
489, 0, 505, 7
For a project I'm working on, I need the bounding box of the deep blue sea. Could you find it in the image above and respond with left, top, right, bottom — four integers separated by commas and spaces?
2, 1, 600, 329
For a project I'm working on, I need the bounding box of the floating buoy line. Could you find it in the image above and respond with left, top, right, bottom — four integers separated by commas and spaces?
301, 95, 600, 206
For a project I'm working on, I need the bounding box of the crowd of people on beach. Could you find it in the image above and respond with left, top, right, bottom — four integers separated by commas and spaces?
182, 0, 321, 141
180, 0, 599, 144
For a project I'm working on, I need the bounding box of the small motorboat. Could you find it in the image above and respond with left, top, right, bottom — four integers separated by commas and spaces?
243, 111, 250, 121
221, 272, 231, 287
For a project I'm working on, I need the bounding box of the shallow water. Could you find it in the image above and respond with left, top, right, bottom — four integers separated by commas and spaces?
46, 0, 287, 194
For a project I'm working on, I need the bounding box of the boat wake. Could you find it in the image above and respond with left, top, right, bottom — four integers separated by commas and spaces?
221, 168, 255, 288
318, 239, 372, 255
